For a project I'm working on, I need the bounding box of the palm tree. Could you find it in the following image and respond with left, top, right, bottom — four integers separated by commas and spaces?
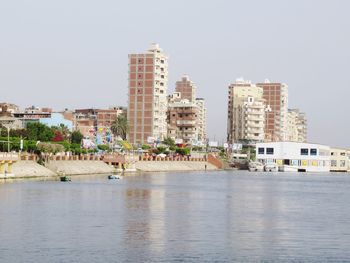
111, 114, 129, 140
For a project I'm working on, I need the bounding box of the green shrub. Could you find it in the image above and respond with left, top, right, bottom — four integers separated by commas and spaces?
97, 144, 109, 151
175, 147, 190, 155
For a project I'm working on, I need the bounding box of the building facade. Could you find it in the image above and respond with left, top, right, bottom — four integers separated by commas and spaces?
195, 98, 207, 145
330, 148, 348, 172
227, 78, 265, 144
256, 142, 331, 172
128, 43, 168, 144
175, 75, 196, 102
287, 109, 307, 142
256, 80, 288, 142
167, 100, 198, 144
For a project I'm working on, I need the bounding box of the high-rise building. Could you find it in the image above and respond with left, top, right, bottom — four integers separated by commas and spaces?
167, 99, 198, 144
287, 109, 307, 142
128, 44, 168, 144
175, 75, 196, 102
256, 80, 288, 142
167, 75, 207, 146
195, 98, 207, 144
227, 78, 265, 144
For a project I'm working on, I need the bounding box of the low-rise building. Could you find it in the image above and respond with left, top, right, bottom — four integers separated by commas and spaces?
256, 142, 331, 172
330, 148, 348, 172
0, 103, 19, 116
74, 107, 126, 141
39, 113, 74, 131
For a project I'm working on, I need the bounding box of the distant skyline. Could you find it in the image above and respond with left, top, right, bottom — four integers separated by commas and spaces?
1, 0, 349, 147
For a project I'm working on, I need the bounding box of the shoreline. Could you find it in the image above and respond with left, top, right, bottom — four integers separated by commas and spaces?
1, 159, 221, 181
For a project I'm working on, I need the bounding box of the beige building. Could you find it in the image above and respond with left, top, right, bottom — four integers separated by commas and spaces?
330, 148, 348, 172
195, 98, 207, 144
256, 80, 288, 142
287, 109, 307, 142
227, 78, 265, 143
128, 43, 168, 144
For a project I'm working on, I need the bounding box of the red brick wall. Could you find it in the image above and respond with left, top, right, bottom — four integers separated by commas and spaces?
207, 154, 223, 169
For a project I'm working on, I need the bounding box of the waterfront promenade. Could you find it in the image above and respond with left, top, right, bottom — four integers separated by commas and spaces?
0, 152, 19, 178
0, 152, 222, 179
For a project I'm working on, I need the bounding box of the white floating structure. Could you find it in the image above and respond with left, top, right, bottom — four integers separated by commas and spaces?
256, 142, 331, 172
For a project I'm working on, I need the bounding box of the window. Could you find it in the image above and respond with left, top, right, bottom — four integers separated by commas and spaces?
284, 159, 290, 165
331, 160, 337, 167
266, 148, 274, 155
258, 148, 265, 154
301, 148, 309, 155
310, 149, 317, 156
340, 160, 346, 167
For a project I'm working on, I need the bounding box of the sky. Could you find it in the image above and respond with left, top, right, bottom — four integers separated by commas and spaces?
0, 0, 349, 147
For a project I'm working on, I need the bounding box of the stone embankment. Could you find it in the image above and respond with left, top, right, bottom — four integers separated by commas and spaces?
11, 161, 56, 178
45, 160, 116, 175
135, 161, 218, 172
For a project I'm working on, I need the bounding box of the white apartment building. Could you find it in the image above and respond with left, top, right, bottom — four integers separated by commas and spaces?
227, 78, 265, 143
330, 148, 348, 172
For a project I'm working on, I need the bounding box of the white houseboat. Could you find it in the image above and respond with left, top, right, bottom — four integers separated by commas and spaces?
256, 142, 331, 172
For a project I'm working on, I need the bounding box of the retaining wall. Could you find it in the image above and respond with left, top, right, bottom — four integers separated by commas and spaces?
135, 161, 218, 172
45, 160, 116, 175
10, 161, 56, 178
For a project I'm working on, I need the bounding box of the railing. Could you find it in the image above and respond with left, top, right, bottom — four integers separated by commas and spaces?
0, 152, 19, 161
139, 155, 206, 162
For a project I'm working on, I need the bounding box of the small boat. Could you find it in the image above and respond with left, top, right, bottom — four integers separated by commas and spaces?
108, 175, 120, 180
60, 176, 71, 182
264, 163, 278, 172
248, 161, 264, 172
230, 159, 249, 170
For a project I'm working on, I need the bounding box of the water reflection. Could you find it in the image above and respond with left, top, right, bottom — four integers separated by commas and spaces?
1, 172, 350, 262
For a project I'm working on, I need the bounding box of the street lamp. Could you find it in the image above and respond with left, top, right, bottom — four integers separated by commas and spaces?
7, 126, 10, 152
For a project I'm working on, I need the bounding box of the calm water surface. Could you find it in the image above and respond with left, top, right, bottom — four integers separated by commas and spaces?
1, 171, 350, 262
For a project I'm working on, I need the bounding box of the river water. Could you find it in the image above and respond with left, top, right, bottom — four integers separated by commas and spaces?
1, 171, 350, 262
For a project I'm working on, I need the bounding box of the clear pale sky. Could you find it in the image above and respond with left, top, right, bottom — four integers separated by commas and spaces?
0, 0, 349, 147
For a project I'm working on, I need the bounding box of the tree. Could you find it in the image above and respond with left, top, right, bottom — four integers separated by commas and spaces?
51, 124, 70, 141
26, 122, 54, 142
111, 114, 129, 140
162, 137, 175, 147
71, 130, 83, 144
52, 131, 64, 142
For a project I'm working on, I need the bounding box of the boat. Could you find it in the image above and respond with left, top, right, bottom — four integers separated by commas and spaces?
60, 176, 71, 182
248, 161, 264, 172
264, 163, 278, 172
230, 159, 249, 170
108, 175, 121, 180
